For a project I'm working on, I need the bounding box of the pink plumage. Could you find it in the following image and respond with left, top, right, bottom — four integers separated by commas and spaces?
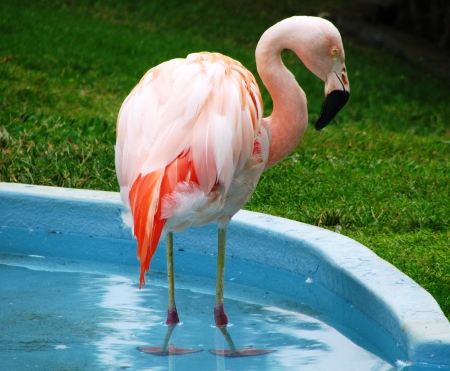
116, 52, 269, 287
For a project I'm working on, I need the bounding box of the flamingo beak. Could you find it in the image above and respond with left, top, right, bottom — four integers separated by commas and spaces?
315, 70, 350, 130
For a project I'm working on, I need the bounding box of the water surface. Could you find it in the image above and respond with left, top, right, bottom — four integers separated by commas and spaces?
0, 252, 395, 370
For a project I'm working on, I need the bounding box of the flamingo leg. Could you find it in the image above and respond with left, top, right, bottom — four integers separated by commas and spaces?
138, 323, 201, 355
137, 232, 201, 355
209, 324, 275, 356
210, 228, 275, 357
217, 325, 237, 353
214, 228, 228, 326
166, 232, 180, 325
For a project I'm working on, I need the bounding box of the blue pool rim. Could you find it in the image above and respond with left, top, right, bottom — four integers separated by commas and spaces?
1, 182, 449, 367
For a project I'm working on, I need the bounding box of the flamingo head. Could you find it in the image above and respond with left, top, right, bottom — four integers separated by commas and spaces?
290, 17, 350, 130
257, 16, 351, 132
305, 23, 350, 130
314, 45, 350, 130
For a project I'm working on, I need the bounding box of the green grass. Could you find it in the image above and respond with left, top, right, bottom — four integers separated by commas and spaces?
1, 0, 449, 318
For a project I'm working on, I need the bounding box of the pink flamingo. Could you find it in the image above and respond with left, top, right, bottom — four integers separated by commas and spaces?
115, 16, 349, 356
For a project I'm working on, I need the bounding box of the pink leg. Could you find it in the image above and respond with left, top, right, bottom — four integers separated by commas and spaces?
166, 232, 180, 325
214, 228, 228, 326
137, 233, 201, 355
167, 307, 179, 325
214, 304, 228, 327
209, 229, 274, 357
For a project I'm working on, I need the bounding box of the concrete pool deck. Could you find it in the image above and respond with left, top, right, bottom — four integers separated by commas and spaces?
1, 182, 449, 368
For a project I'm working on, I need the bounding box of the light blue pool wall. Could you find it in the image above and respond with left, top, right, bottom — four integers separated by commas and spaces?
1, 183, 449, 368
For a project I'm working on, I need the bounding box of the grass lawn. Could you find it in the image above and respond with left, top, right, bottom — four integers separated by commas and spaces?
1, 0, 449, 319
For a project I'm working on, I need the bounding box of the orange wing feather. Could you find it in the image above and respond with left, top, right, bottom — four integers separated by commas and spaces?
129, 153, 199, 288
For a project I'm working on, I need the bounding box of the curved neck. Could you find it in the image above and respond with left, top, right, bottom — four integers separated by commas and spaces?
256, 22, 309, 169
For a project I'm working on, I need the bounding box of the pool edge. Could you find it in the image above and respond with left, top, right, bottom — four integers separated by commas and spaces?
1, 182, 449, 366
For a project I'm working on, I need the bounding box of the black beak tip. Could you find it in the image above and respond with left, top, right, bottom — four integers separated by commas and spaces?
315, 90, 350, 130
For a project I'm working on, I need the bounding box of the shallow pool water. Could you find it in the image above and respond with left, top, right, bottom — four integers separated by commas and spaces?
0, 252, 395, 370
